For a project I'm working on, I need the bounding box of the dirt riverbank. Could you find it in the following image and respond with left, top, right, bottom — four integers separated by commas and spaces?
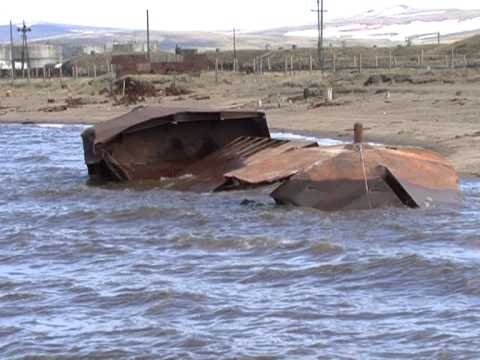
1, 69, 479, 176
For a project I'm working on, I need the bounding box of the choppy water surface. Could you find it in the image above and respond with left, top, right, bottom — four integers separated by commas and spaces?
1, 124, 480, 359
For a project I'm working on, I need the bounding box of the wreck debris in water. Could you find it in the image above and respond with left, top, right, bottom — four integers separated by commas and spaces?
82, 107, 461, 211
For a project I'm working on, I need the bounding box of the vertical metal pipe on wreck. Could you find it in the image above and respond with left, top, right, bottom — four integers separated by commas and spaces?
354, 123, 364, 144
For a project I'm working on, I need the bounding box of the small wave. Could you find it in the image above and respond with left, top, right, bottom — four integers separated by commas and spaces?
0, 292, 38, 302
30, 185, 89, 199
14, 155, 50, 162
0, 281, 17, 291
170, 233, 299, 251
333, 254, 480, 296
239, 267, 298, 284
73, 289, 175, 308
103, 206, 190, 223
308, 241, 344, 254
0, 326, 22, 337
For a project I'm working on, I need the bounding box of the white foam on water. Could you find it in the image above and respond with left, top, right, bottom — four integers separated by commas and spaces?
34, 123, 91, 130
271, 132, 345, 146
35, 124, 66, 128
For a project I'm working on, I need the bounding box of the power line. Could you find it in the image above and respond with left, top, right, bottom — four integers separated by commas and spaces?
17, 21, 31, 80
146, 9, 151, 60
233, 27, 237, 72
9, 20, 15, 81
311, 0, 327, 72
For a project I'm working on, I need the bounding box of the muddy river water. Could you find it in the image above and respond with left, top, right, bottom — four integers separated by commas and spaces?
1, 124, 479, 359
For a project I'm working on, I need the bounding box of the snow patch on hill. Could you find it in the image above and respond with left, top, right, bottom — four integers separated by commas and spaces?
286, 5, 480, 42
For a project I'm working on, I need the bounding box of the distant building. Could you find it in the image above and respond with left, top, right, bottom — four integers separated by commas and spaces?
112, 41, 159, 54
83, 45, 107, 55
111, 48, 210, 77
111, 54, 151, 76
175, 47, 198, 57
0, 44, 62, 70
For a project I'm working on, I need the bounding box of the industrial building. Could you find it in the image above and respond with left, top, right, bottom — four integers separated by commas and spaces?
0, 43, 62, 71
112, 41, 159, 54
111, 49, 210, 77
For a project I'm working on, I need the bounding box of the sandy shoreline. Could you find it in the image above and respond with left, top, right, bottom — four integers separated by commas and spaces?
1, 70, 479, 177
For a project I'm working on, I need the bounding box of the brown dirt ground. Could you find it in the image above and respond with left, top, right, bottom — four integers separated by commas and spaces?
0, 69, 479, 177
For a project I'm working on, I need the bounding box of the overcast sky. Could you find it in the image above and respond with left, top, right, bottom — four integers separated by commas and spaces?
1, 0, 480, 31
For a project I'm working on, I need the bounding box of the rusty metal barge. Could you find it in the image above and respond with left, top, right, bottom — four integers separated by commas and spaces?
82, 106, 461, 211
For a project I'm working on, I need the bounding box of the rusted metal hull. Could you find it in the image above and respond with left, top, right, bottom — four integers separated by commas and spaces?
82, 107, 270, 182
82, 108, 462, 211
271, 145, 461, 211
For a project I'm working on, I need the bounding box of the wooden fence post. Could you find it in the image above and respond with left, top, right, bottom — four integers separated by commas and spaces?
309, 55, 313, 73
450, 48, 455, 69
359, 54, 362, 72
290, 56, 294, 77
215, 58, 219, 84
284, 56, 288, 76
333, 50, 336, 73
389, 49, 392, 70
326, 87, 333, 102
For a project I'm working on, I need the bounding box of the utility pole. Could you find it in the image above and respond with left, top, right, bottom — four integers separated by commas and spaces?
312, 0, 326, 72
233, 27, 237, 72
146, 9, 151, 60
18, 21, 31, 80
9, 20, 15, 81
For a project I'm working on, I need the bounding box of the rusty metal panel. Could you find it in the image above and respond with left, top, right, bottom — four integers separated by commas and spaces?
371, 148, 462, 207
271, 146, 461, 211
164, 137, 292, 192
161, 137, 316, 192
93, 106, 267, 146
103, 120, 269, 181
224, 145, 324, 185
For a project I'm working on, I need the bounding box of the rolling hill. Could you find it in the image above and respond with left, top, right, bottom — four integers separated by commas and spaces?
1, 5, 480, 51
